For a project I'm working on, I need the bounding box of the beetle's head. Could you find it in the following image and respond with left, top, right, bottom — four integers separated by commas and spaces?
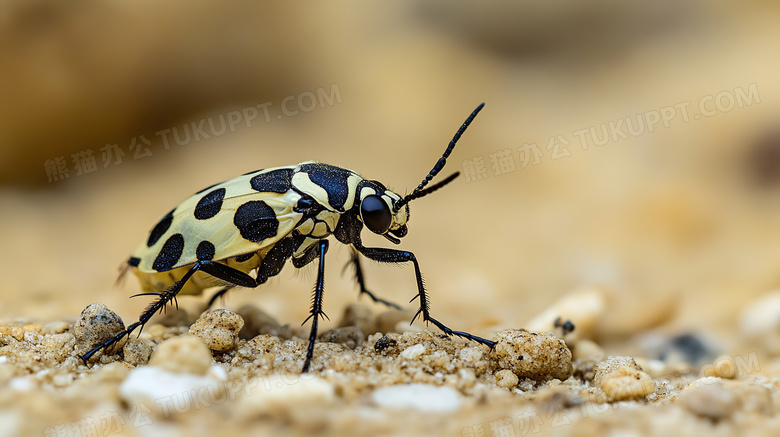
357, 103, 485, 245
356, 182, 409, 244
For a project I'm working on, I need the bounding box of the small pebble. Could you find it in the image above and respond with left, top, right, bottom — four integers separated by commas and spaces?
122, 338, 155, 366
594, 356, 643, 382
73, 303, 125, 356
149, 335, 213, 375
189, 309, 244, 353
702, 355, 738, 379
318, 326, 364, 349
495, 369, 519, 389
493, 330, 572, 381
400, 343, 426, 360
594, 356, 655, 401
371, 384, 461, 412
599, 366, 655, 401
679, 380, 737, 419
740, 290, 780, 354
459, 347, 484, 364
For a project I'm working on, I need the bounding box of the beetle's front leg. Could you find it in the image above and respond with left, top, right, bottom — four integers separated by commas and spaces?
352, 242, 495, 349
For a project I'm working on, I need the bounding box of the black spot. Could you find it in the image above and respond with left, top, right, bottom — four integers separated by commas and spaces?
196, 240, 216, 261
127, 257, 141, 267
250, 168, 293, 193
234, 201, 278, 243
298, 164, 353, 211
152, 233, 185, 271
147, 209, 175, 247
194, 188, 226, 220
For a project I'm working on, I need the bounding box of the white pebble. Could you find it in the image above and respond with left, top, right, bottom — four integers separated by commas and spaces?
740, 290, 780, 354
149, 335, 213, 375
495, 369, 519, 389
400, 343, 426, 360
459, 347, 483, 363
740, 290, 780, 337
119, 366, 222, 411
372, 384, 461, 412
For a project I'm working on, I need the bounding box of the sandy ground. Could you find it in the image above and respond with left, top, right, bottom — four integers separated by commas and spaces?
3, 1, 780, 436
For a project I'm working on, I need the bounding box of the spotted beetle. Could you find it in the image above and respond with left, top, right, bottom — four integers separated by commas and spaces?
81, 103, 494, 372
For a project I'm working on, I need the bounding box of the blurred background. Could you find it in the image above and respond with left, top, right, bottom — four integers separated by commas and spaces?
2, 0, 780, 361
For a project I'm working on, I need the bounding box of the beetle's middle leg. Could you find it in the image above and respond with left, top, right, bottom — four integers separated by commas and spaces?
343, 248, 402, 310
299, 240, 330, 373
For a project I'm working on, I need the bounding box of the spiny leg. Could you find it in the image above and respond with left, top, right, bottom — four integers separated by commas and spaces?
353, 241, 495, 349
343, 247, 402, 310
301, 240, 330, 373
81, 260, 259, 363
81, 263, 201, 362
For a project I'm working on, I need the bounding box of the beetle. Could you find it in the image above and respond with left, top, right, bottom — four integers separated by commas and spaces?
81, 103, 495, 372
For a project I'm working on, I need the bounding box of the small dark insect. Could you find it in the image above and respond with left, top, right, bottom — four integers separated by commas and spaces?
81, 104, 494, 372
374, 335, 398, 352
554, 317, 575, 336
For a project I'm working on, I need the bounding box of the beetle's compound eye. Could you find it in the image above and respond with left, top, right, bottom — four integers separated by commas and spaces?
360, 195, 392, 234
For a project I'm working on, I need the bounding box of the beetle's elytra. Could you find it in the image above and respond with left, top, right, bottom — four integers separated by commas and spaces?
82, 103, 494, 372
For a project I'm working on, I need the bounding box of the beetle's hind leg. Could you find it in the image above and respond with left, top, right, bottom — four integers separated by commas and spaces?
343, 248, 402, 310
81, 260, 260, 364
80, 262, 203, 363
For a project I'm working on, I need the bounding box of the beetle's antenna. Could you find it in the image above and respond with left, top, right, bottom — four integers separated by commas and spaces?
394, 172, 460, 209
394, 103, 484, 210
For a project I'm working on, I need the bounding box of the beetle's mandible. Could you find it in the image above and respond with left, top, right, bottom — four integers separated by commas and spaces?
81, 103, 494, 372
